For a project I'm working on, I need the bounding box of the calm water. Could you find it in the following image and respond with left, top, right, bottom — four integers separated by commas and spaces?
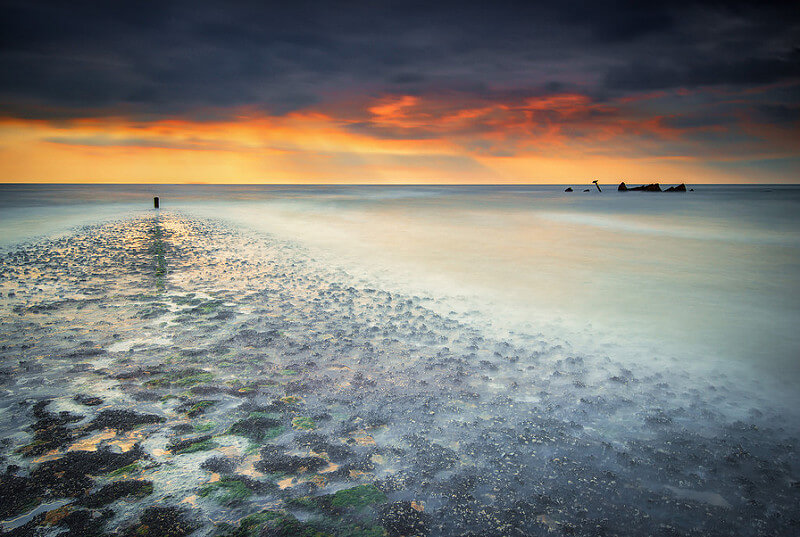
2, 183, 799, 390
1, 183, 799, 536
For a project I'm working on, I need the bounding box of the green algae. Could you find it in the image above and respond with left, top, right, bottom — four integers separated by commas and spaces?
183, 300, 224, 315
194, 421, 216, 432
248, 512, 332, 537
292, 416, 316, 430
330, 524, 386, 537
145, 377, 170, 388
107, 462, 142, 477
186, 400, 216, 416
228, 414, 285, 442
263, 425, 286, 440
146, 370, 215, 388
170, 294, 202, 306
173, 439, 217, 454
249, 411, 281, 420
174, 372, 214, 386
330, 485, 387, 509
199, 478, 252, 505
218, 511, 285, 537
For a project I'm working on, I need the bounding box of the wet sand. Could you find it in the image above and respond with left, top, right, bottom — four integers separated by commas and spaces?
0, 213, 796, 536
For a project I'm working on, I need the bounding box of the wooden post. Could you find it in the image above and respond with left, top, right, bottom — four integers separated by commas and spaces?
154, 196, 160, 209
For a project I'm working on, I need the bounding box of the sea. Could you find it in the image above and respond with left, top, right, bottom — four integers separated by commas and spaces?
0, 183, 798, 536
2, 184, 799, 386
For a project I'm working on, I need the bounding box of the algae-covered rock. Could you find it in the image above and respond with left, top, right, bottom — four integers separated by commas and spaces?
255, 444, 327, 473
168, 435, 217, 454
0, 472, 41, 519
32, 445, 146, 498
78, 480, 154, 507
86, 409, 165, 431
228, 415, 283, 442
17, 400, 84, 457
123, 506, 197, 537
55, 508, 112, 537
180, 399, 217, 417
198, 477, 252, 505
73, 394, 104, 406
291, 416, 316, 431
330, 484, 387, 508
200, 456, 238, 474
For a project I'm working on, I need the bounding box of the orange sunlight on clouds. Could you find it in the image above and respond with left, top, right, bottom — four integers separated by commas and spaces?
0, 92, 782, 184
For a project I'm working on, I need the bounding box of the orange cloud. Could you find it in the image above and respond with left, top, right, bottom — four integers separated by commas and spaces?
0, 89, 796, 184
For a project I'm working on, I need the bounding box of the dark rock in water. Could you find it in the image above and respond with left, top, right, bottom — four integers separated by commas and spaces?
618, 182, 628, 191
64, 346, 106, 358
168, 435, 214, 454
261, 398, 294, 413
294, 432, 327, 447
628, 183, 662, 191
18, 401, 85, 457
564, 187, 573, 192
114, 369, 145, 380
332, 457, 376, 480
32, 445, 146, 497
583, 189, 591, 192
201, 456, 238, 474
130, 391, 162, 402
284, 380, 311, 394
73, 394, 103, 406
57, 508, 112, 537
78, 479, 153, 507
665, 183, 687, 192
308, 440, 354, 461
171, 423, 194, 435
0, 472, 41, 518
226, 329, 278, 347
228, 416, 282, 442
123, 506, 196, 537
312, 411, 332, 422
189, 385, 226, 396
179, 399, 217, 417
255, 444, 327, 473
379, 501, 431, 537
87, 409, 164, 431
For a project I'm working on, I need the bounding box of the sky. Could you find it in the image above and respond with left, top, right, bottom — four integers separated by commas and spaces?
0, 0, 798, 184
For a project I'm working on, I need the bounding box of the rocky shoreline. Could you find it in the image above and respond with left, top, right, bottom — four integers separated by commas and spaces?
0, 213, 796, 536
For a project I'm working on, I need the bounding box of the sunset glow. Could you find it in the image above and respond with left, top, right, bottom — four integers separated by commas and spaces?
1, 2, 798, 184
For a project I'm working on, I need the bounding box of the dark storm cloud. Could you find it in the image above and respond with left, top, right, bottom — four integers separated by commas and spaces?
755, 104, 800, 125
605, 53, 800, 92
0, 0, 798, 120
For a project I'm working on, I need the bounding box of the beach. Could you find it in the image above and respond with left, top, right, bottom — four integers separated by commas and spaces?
0, 186, 798, 536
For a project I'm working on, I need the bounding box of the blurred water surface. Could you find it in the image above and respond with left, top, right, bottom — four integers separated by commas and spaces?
2, 183, 799, 391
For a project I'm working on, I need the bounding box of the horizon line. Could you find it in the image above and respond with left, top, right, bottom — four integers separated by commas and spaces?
1, 181, 799, 187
